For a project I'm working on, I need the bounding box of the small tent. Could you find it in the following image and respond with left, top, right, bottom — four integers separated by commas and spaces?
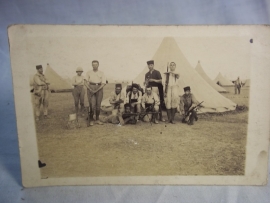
44, 64, 73, 92
195, 61, 227, 93
214, 73, 234, 86
101, 37, 236, 113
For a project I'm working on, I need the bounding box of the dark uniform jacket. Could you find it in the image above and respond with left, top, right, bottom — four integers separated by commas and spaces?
180, 93, 198, 112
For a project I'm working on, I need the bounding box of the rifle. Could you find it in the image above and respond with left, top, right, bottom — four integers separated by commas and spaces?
184, 101, 204, 122
164, 62, 169, 97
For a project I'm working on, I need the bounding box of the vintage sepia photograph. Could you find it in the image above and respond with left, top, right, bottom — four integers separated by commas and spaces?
8, 25, 270, 186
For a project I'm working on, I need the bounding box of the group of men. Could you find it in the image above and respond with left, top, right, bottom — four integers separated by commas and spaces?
32, 60, 200, 126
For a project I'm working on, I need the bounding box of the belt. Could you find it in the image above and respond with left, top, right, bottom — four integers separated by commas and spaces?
89, 82, 101, 85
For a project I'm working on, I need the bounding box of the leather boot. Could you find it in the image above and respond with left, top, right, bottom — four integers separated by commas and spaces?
154, 112, 159, 124
159, 106, 165, 122
80, 104, 85, 117
95, 109, 103, 125
171, 108, 176, 124
188, 113, 195, 125
166, 109, 171, 123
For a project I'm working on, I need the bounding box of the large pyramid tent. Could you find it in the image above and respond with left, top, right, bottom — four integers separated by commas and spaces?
214, 73, 234, 86
44, 64, 72, 92
101, 37, 236, 113
195, 61, 227, 93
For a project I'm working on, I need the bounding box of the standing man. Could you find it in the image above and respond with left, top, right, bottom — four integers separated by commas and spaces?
109, 83, 125, 113
141, 86, 160, 124
33, 65, 50, 121
72, 67, 85, 117
85, 60, 106, 126
180, 86, 198, 125
234, 76, 241, 94
164, 62, 180, 124
144, 60, 165, 122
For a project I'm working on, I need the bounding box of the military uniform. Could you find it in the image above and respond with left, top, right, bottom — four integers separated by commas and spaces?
141, 90, 160, 123
85, 67, 106, 124
33, 65, 50, 120
126, 84, 142, 113
109, 85, 125, 113
180, 87, 198, 125
72, 67, 85, 116
145, 60, 165, 121
164, 71, 180, 123
235, 77, 241, 94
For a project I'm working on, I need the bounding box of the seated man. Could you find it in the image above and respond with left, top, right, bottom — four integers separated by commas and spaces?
109, 83, 125, 113
104, 103, 137, 125
119, 103, 137, 125
141, 86, 160, 124
180, 86, 198, 125
126, 83, 142, 114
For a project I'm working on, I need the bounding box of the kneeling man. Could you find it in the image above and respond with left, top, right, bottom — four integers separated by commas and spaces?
109, 83, 125, 113
180, 86, 198, 125
141, 86, 160, 124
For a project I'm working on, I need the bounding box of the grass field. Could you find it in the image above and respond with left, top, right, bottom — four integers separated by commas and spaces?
35, 84, 250, 178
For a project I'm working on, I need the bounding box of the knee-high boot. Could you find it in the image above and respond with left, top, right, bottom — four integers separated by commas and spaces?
166, 109, 171, 123
171, 108, 177, 124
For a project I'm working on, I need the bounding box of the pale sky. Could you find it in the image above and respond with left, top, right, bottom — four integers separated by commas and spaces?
26, 28, 251, 81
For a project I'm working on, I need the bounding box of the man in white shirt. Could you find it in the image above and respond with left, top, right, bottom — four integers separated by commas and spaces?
164, 62, 180, 124
72, 67, 85, 117
33, 65, 50, 121
126, 83, 142, 114
85, 60, 106, 126
141, 86, 160, 124
109, 83, 125, 113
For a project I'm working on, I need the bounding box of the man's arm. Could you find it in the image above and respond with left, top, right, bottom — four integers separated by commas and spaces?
149, 71, 162, 83
189, 94, 199, 110
93, 83, 106, 94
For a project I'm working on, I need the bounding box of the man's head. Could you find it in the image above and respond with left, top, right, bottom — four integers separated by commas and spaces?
147, 60, 154, 71
76, 67, 83, 76
146, 86, 152, 95
36, 65, 43, 74
184, 86, 191, 95
115, 83, 122, 94
132, 83, 139, 94
92, 60, 99, 71
124, 103, 131, 113
170, 62, 176, 71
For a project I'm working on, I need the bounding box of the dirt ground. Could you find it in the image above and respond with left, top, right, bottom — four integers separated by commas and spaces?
35, 85, 249, 178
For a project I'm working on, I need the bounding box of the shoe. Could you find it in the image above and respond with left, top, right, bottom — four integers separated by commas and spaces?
44, 115, 50, 119
188, 122, 194, 125
170, 120, 176, 124
195, 117, 198, 121
159, 118, 165, 122
154, 119, 159, 124
95, 120, 104, 125
89, 121, 94, 126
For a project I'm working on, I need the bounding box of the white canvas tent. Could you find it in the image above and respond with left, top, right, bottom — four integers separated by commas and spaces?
214, 72, 234, 86
195, 61, 227, 93
44, 64, 73, 92
101, 37, 236, 113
